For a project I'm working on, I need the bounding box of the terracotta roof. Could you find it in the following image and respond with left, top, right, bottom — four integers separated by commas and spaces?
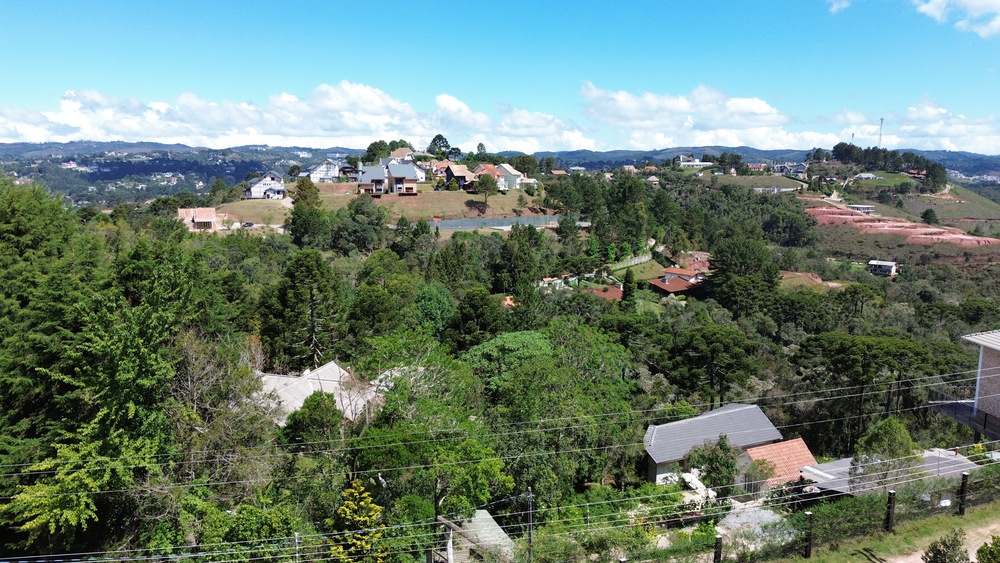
745, 438, 817, 486
662, 267, 700, 277
585, 285, 623, 301
474, 163, 501, 178
389, 147, 413, 158
648, 277, 699, 294
550, 169, 568, 175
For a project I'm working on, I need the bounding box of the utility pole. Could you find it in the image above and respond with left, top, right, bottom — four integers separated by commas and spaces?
528, 487, 534, 563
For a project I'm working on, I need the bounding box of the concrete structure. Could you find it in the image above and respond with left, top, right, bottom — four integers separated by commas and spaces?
848, 204, 876, 215
259, 360, 384, 425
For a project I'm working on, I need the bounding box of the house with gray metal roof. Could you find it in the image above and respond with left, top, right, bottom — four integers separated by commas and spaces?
643, 403, 782, 484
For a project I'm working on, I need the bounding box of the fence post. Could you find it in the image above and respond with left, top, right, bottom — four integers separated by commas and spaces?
959, 472, 970, 516
804, 511, 814, 559
885, 490, 896, 533
713, 534, 723, 563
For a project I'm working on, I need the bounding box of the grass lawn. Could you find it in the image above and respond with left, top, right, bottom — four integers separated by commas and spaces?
768, 500, 1000, 562
779, 274, 833, 293
900, 187, 1000, 222
694, 175, 806, 189
612, 258, 666, 281
217, 199, 290, 225
855, 171, 914, 187
314, 189, 547, 222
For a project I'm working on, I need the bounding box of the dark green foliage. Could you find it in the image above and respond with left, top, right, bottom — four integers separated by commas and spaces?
259, 249, 343, 371
922, 208, 940, 225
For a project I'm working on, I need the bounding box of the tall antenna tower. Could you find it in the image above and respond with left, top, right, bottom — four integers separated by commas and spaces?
878, 118, 884, 148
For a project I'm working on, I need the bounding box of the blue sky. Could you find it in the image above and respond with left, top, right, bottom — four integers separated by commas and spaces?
1, 0, 999, 154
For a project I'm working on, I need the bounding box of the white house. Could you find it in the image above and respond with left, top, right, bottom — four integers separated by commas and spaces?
243, 171, 288, 199
496, 163, 524, 191
866, 259, 899, 276
301, 158, 342, 183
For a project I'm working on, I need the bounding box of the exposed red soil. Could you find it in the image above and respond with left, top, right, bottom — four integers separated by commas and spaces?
806, 205, 1000, 248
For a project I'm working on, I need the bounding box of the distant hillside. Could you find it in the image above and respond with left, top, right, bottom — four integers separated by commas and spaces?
0, 141, 204, 158
2, 140, 998, 176
906, 149, 1000, 176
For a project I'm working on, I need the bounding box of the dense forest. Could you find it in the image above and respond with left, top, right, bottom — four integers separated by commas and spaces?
1, 167, 999, 561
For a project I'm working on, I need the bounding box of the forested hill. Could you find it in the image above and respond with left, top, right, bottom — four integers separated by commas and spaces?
3, 140, 999, 178
3, 167, 1000, 560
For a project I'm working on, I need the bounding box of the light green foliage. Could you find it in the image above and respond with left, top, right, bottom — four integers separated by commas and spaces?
849, 416, 923, 493
328, 479, 386, 563
922, 529, 969, 563
432, 438, 514, 515
414, 282, 456, 336
977, 535, 1000, 563
463, 330, 554, 390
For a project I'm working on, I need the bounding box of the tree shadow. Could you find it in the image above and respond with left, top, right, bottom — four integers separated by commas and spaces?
464, 199, 488, 215
851, 548, 887, 562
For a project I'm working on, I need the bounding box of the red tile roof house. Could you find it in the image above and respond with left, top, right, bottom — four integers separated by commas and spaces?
177, 207, 223, 232
739, 438, 817, 495
647, 267, 706, 296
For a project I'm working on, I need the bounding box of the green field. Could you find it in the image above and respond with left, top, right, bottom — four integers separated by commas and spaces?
695, 174, 807, 189
221, 189, 548, 224
769, 500, 1000, 563
612, 258, 666, 281
854, 171, 915, 187
901, 186, 1000, 221
217, 199, 290, 225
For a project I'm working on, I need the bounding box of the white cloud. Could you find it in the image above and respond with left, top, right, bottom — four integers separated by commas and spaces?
912, 0, 1000, 37
582, 82, 795, 148
0, 82, 596, 153
827, 0, 852, 13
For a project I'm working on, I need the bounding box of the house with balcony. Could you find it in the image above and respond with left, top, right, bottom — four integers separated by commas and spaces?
929, 330, 1000, 441
358, 165, 388, 196
387, 163, 420, 195
300, 158, 342, 183
243, 171, 288, 199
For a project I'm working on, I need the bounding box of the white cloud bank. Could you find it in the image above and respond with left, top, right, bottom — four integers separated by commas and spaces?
1, 81, 1000, 154
579, 82, 1000, 154
0, 81, 595, 154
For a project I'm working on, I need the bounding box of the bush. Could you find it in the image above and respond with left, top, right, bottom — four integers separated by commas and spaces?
922, 528, 969, 563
